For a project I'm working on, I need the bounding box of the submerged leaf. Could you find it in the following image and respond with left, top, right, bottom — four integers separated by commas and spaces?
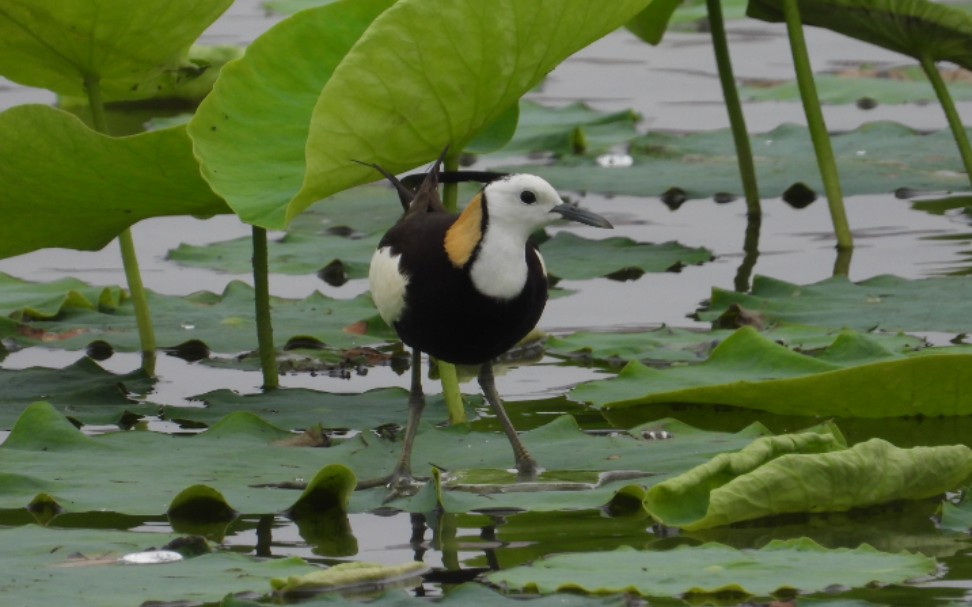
487, 539, 937, 597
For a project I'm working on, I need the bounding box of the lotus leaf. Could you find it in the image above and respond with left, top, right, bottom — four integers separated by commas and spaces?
190, 0, 653, 228
747, 0, 972, 69
0, 0, 232, 98
546, 325, 924, 366
168, 220, 711, 282
496, 122, 972, 199
700, 273, 972, 333
0, 525, 317, 607
742, 69, 972, 105
571, 326, 972, 417
0, 277, 391, 353
0, 358, 155, 428
487, 538, 937, 597
0, 403, 768, 515
0, 106, 228, 259
643, 432, 972, 529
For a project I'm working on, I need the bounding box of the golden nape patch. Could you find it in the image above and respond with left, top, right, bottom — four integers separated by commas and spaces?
444, 193, 483, 268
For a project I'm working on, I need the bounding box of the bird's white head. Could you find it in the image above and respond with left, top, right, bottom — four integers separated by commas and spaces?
482, 174, 566, 235
483, 174, 613, 235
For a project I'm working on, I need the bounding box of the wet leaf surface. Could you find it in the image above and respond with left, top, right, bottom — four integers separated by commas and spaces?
0, 524, 317, 607
487, 538, 937, 597
493, 122, 972, 199
571, 327, 972, 417
0, 277, 392, 353
700, 273, 972, 333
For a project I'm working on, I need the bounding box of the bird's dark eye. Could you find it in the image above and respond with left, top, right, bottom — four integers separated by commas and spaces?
520, 190, 537, 204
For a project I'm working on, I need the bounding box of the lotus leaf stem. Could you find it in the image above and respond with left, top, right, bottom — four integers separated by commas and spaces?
781, 0, 853, 256
252, 226, 279, 390
919, 54, 972, 188
439, 150, 466, 424
84, 75, 157, 375
706, 0, 761, 217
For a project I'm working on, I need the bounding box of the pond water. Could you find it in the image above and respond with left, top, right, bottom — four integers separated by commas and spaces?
2, 2, 972, 606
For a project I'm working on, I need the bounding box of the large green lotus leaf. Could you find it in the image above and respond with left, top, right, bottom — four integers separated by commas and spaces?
189, 0, 396, 228
742, 69, 972, 105
547, 325, 925, 366
747, 0, 972, 68
700, 274, 972, 333
0, 277, 391, 353
193, 0, 653, 228
0, 403, 766, 515
0, 0, 232, 98
494, 122, 972, 199
0, 358, 155, 429
294, 0, 655, 223
0, 525, 317, 607
571, 326, 972, 417
486, 538, 937, 597
644, 433, 972, 530
0, 105, 228, 259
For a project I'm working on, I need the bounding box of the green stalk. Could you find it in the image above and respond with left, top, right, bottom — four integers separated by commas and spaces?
252, 227, 279, 390
920, 53, 972, 188
439, 150, 465, 423
734, 214, 761, 292
84, 75, 157, 375
707, 0, 761, 217
781, 0, 853, 254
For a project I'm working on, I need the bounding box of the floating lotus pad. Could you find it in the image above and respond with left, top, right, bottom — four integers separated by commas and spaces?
487, 538, 937, 597
700, 274, 972, 334
571, 326, 972, 417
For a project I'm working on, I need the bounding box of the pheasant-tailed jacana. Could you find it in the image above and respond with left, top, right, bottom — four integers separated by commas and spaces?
364, 152, 612, 494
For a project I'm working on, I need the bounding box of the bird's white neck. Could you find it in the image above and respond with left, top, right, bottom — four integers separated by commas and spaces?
469, 217, 535, 300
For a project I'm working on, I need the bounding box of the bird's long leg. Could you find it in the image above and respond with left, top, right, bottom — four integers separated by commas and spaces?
478, 362, 539, 479
384, 348, 428, 497
357, 348, 427, 498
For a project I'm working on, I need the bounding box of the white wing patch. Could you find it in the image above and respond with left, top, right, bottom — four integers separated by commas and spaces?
368, 247, 408, 324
